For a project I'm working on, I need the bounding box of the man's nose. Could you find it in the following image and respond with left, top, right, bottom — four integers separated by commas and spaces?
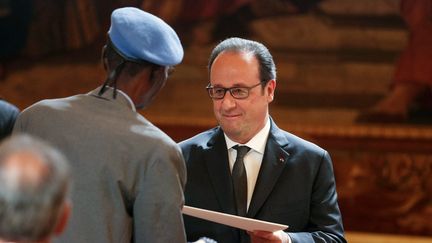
220, 91, 236, 109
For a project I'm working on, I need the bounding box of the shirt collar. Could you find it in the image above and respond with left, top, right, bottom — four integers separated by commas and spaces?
224, 118, 271, 154
115, 89, 136, 112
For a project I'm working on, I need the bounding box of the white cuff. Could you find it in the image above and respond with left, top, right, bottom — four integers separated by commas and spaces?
275, 231, 291, 243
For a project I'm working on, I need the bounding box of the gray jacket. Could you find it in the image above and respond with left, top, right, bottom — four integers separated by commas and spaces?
13, 87, 187, 243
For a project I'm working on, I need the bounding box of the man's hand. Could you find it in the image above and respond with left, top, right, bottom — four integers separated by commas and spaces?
248, 230, 289, 243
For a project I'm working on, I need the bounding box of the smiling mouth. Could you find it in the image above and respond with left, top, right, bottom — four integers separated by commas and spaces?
223, 114, 241, 118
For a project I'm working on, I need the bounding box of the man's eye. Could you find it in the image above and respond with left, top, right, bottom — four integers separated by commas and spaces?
213, 88, 225, 95
231, 88, 247, 96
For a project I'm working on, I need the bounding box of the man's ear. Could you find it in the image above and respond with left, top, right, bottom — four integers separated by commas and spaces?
266, 79, 276, 102
101, 45, 108, 71
54, 201, 71, 236
149, 66, 167, 85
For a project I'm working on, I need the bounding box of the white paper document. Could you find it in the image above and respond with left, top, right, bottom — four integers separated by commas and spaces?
182, 205, 288, 232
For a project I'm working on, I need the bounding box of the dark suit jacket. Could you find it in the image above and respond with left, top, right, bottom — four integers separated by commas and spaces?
179, 119, 346, 243
0, 99, 19, 140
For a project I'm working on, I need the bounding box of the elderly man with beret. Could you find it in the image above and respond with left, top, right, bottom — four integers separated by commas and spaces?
13, 7, 187, 243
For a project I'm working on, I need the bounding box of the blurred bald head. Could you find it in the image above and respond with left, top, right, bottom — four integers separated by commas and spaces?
0, 134, 71, 243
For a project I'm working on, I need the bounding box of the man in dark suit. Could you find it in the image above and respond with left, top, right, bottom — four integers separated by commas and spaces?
180, 37, 346, 243
0, 99, 19, 140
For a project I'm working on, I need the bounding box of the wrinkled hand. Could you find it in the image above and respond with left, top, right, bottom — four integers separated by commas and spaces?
248, 230, 288, 243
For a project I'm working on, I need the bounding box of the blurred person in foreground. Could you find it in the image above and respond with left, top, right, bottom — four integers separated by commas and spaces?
0, 134, 71, 243
180, 37, 346, 243
13, 7, 187, 243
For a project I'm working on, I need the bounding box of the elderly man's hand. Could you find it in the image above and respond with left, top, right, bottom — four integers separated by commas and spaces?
248, 230, 290, 243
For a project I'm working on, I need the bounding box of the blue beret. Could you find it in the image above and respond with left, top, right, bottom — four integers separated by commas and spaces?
108, 7, 183, 66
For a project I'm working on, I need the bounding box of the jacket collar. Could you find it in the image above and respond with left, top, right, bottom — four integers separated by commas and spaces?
88, 86, 136, 112
247, 118, 290, 217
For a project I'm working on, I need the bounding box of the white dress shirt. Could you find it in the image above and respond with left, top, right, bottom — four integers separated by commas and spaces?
224, 118, 291, 243
224, 118, 270, 210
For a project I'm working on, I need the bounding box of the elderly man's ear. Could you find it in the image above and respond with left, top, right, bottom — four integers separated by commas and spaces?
149, 66, 169, 84
54, 201, 72, 236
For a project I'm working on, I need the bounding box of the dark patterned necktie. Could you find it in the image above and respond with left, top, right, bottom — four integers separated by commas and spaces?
232, 145, 251, 217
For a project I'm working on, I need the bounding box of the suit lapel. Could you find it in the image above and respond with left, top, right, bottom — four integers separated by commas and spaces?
204, 128, 237, 215
247, 120, 290, 218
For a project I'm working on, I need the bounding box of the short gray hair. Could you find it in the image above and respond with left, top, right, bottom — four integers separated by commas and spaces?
208, 37, 277, 86
0, 134, 70, 242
